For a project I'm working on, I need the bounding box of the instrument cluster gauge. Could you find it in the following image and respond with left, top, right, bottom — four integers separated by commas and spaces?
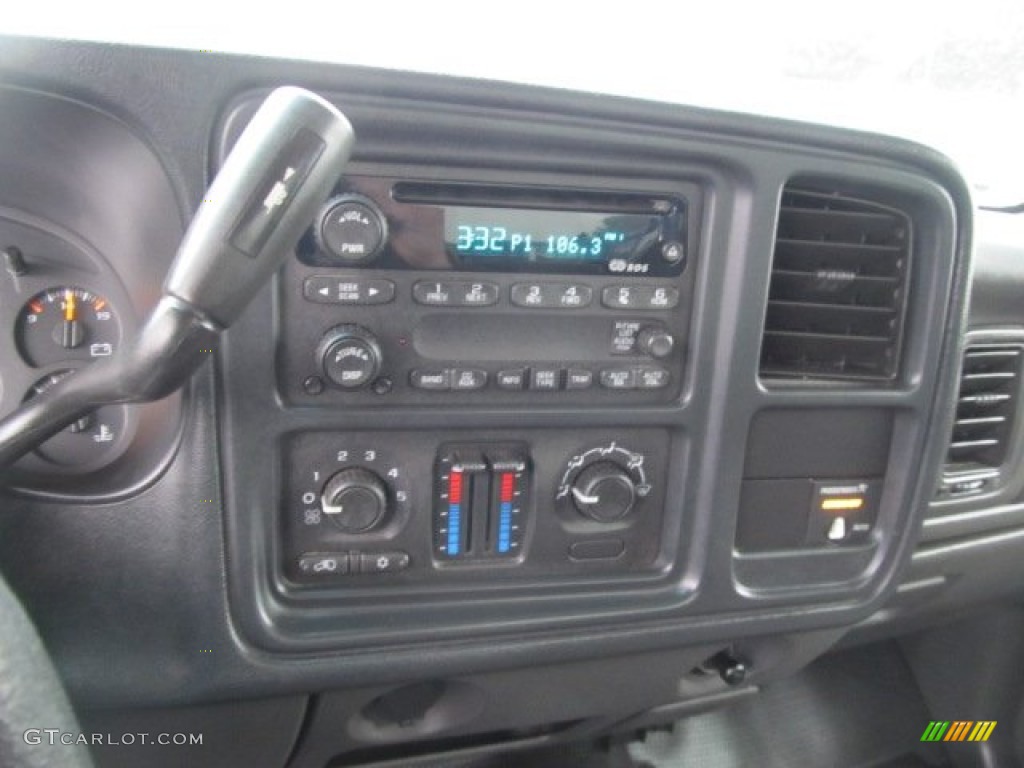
24, 370, 129, 470
15, 286, 121, 368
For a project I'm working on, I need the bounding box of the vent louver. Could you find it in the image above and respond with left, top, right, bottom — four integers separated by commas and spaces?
945, 345, 1022, 476
760, 187, 911, 381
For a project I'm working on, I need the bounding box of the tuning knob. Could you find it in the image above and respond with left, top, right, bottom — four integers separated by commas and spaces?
316, 324, 382, 389
570, 461, 637, 522
321, 467, 389, 532
636, 326, 674, 359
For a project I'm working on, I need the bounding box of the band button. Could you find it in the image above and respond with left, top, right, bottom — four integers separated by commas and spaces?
410, 370, 451, 390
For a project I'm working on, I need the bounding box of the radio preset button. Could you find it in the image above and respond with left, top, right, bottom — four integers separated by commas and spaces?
599, 368, 637, 389
511, 283, 592, 309
413, 280, 499, 307
602, 285, 680, 310
459, 282, 500, 306
530, 368, 563, 390
566, 369, 594, 389
603, 285, 639, 309
451, 369, 488, 390
413, 281, 453, 306
304, 276, 395, 305
497, 369, 527, 390
410, 369, 451, 390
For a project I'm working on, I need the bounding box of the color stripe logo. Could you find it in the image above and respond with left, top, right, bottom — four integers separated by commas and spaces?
921, 721, 996, 742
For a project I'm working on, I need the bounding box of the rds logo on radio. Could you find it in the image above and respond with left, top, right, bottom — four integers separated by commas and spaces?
609, 259, 649, 274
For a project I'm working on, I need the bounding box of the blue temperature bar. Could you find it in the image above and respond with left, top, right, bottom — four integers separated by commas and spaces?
498, 502, 513, 554
448, 504, 462, 555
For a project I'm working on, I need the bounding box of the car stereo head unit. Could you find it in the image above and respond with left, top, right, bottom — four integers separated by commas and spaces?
301, 179, 688, 277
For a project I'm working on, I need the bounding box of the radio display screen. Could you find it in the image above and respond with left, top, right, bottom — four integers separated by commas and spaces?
441, 202, 684, 273
446, 207, 660, 262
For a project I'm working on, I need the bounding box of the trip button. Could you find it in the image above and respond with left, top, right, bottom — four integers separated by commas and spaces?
410, 370, 451, 390
531, 368, 563, 390
297, 553, 349, 577
599, 368, 637, 389
304, 276, 395, 305
565, 369, 594, 390
357, 551, 411, 574
451, 369, 488, 390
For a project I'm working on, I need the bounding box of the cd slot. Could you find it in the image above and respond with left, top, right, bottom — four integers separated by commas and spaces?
391, 181, 677, 214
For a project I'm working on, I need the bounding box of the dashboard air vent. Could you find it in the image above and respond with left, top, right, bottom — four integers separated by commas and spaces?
760, 187, 911, 381
945, 345, 1022, 476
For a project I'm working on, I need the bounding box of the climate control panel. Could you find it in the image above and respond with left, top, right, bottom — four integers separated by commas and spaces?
281, 429, 673, 587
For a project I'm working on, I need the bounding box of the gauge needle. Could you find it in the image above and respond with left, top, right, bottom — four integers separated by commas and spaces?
57, 289, 84, 349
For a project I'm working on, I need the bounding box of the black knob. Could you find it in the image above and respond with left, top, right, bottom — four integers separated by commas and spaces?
317, 324, 382, 389
321, 467, 389, 532
316, 195, 387, 265
636, 326, 674, 359
570, 461, 636, 522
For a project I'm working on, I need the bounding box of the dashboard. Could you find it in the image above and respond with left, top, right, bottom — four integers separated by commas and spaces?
0, 34, 1022, 768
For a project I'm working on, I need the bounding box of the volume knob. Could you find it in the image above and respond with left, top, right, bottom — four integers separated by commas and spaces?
570, 461, 636, 523
316, 194, 387, 265
316, 324, 382, 389
321, 467, 389, 532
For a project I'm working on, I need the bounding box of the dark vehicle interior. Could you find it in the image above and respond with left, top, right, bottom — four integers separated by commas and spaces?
0, 26, 1023, 768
